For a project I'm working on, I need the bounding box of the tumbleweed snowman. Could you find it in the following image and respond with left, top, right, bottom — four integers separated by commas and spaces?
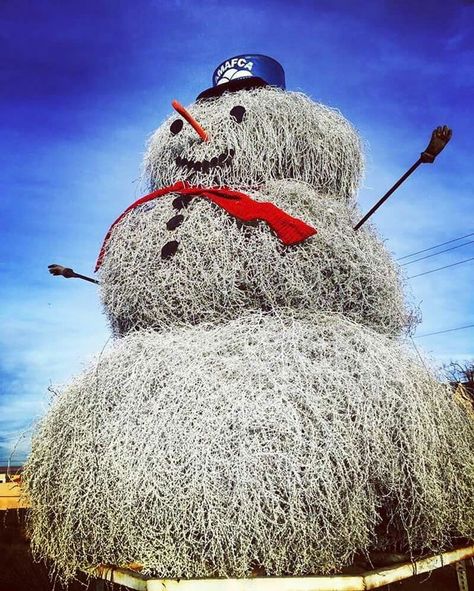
25, 54, 474, 581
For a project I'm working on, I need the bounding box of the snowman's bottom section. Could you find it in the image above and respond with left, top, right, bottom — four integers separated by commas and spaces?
24, 313, 474, 581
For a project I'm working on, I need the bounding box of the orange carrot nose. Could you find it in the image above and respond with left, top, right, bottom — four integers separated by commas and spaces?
172, 99, 209, 142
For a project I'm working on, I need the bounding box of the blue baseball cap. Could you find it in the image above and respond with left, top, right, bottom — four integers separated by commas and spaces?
197, 54, 286, 100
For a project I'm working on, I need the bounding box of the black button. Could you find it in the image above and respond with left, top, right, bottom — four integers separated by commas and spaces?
172, 195, 193, 210
166, 214, 184, 231
161, 240, 179, 259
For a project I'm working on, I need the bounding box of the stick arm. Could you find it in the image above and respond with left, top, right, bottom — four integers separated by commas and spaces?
354, 125, 452, 230
420, 125, 452, 163
48, 264, 99, 285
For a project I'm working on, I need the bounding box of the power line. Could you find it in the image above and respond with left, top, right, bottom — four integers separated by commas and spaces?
408, 256, 474, 279
414, 324, 474, 339
400, 239, 474, 266
397, 232, 474, 261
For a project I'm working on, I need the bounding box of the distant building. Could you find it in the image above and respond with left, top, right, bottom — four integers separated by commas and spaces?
0, 466, 26, 510
453, 381, 474, 419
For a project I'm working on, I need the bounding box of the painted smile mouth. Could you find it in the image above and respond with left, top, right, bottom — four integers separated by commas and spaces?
175, 148, 235, 173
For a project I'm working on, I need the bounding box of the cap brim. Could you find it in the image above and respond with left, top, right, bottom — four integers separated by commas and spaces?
196, 77, 268, 100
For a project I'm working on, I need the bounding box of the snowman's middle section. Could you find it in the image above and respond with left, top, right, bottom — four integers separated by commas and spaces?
99, 182, 411, 337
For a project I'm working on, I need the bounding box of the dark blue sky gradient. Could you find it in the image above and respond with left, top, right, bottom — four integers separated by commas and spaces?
1, 0, 473, 463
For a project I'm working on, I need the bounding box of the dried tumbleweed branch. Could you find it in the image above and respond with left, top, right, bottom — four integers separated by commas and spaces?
99, 182, 415, 337
24, 313, 474, 581
144, 88, 364, 202
24, 86, 472, 584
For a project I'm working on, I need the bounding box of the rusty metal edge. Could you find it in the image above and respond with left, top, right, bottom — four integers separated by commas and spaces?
89, 544, 474, 591
89, 565, 148, 591
363, 544, 474, 589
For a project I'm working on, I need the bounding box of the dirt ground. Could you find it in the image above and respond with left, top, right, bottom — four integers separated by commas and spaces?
1, 511, 472, 591
0, 510, 93, 591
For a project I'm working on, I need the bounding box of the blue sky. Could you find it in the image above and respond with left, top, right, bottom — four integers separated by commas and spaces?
1, 0, 473, 464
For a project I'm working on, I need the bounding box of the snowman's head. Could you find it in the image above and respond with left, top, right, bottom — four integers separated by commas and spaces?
144, 87, 364, 202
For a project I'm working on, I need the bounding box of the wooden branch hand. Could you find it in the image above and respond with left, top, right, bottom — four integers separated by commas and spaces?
354, 124, 453, 230
420, 125, 452, 163
48, 264, 99, 285
48, 264, 75, 278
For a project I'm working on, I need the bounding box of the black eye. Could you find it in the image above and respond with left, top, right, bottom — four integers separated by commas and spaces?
230, 105, 246, 123
170, 119, 183, 135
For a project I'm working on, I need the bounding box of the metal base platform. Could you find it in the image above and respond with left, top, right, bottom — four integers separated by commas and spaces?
89, 544, 474, 591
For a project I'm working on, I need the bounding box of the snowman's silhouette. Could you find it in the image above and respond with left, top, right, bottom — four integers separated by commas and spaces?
28, 56, 472, 582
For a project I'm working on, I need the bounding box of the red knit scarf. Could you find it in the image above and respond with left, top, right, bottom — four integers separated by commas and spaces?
95, 181, 317, 271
